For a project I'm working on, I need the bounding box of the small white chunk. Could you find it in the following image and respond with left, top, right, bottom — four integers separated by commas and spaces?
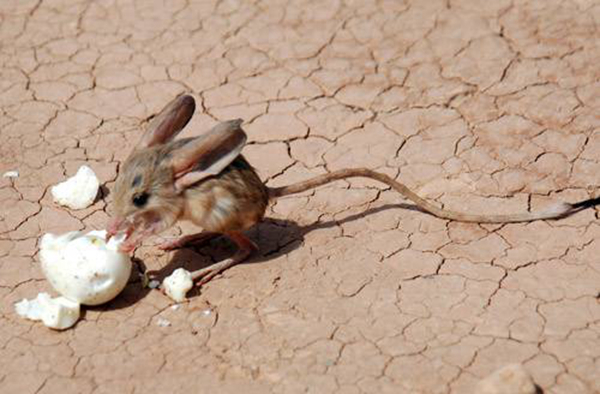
156, 317, 171, 327
15, 293, 80, 330
3, 170, 19, 178
40, 230, 131, 305
147, 280, 161, 289
475, 364, 537, 394
51, 165, 100, 209
162, 268, 193, 303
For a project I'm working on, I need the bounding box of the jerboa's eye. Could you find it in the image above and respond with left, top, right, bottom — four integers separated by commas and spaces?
132, 192, 149, 208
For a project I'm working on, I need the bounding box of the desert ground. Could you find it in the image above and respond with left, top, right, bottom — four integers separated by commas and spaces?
1, 0, 599, 393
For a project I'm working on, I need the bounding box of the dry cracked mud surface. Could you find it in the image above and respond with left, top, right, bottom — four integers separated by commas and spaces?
1, 0, 599, 393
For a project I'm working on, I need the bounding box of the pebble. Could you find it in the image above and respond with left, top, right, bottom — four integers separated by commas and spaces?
475, 364, 537, 394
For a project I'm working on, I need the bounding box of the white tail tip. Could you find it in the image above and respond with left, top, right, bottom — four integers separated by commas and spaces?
540, 201, 572, 218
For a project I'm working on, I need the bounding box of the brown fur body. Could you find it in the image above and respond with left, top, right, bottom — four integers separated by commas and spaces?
182, 155, 269, 233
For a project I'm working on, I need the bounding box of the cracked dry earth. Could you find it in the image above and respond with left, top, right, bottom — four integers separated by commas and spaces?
0, 0, 599, 393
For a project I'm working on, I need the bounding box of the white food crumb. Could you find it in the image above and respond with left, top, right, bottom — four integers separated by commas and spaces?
148, 280, 161, 289
15, 293, 81, 330
51, 165, 100, 210
3, 170, 19, 178
202, 309, 212, 316
162, 268, 193, 303
156, 317, 171, 327
170, 304, 181, 311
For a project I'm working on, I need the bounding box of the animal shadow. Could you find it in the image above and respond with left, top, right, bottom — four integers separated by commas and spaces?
148, 217, 306, 299
146, 202, 419, 300
100, 202, 420, 306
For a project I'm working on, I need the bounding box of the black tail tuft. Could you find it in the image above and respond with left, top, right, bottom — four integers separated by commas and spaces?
571, 197, 600, 210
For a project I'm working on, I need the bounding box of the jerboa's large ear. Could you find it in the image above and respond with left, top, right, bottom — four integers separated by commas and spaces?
138, 94, 196, 148
171, 119, 247, 192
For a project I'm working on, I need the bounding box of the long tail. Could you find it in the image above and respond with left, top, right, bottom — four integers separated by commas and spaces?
267, 168, 596, 223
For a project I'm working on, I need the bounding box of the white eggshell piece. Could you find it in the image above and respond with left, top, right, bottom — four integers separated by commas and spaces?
15, 292, 80, 330
51, 165, 100, 209
40, 230, 131, 305
162, 268, 194, 303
